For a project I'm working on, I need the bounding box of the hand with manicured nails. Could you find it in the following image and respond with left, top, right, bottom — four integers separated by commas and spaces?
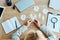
25, 19, 33, 27
33, 19, 40, 29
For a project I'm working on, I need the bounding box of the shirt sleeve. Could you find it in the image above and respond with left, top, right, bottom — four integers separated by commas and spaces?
40, 25, 57, 40
12, 25, 28, 40
47, 36, 58, 40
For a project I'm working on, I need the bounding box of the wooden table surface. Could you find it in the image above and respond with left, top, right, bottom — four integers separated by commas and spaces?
0, 0, 60, 40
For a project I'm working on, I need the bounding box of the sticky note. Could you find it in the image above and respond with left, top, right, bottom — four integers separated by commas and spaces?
34, 6, 39, 12
42, 16, 44, 21
20, 14, 26, 21
42, 8, 48, 14
38, 13, 41, 18
30, 14, 37, 21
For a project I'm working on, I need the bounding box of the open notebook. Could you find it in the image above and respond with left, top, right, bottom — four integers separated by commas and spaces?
15, 0, 35, 12
2, 16, 21, 34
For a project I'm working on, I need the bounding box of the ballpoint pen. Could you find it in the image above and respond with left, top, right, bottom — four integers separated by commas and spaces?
15, 21, 17, 28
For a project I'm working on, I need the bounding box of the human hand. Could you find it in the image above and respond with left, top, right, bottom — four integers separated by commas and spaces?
36, 30, 47, 40
33, 19, 40, 29
25, 19, 33, 27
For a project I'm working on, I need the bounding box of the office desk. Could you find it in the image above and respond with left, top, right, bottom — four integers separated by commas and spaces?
0, 0, 60, 40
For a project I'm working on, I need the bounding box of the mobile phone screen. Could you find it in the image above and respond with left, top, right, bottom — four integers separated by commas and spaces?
0, 7, 4, 17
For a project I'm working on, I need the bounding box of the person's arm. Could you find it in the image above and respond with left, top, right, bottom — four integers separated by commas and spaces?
40, 25, 57, 40
12, 19, 32, 40
33, 19, 57, 40
40, 25, 54, 36
12, 25, 28, 40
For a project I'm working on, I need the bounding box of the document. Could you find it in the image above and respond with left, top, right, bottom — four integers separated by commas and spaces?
47, 12, 60, 32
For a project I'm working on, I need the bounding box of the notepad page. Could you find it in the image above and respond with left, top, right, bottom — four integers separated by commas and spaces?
47, 13, 60, 32
9, 16, 21, 29
2, 20, 13, 34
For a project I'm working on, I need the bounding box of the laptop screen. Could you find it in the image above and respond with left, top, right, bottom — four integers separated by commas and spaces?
0, 7, 4, 17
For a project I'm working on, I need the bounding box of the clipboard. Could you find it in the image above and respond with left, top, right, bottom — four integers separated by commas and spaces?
46, 12, 60, 32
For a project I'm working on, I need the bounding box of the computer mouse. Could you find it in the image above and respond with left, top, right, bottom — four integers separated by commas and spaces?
6, 0, 12, 6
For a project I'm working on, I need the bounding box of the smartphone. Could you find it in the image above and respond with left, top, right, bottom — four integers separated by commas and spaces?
0, 6, 5, 19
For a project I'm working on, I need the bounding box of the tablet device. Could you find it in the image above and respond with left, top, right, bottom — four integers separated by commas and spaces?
0, 6, 5, 19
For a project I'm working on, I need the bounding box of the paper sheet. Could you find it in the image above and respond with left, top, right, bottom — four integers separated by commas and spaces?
30, 14, 37, 21
38, 13, 41, 18
47, 12, 60, 32
34, 6, 39, 12
42, 8, 48, 14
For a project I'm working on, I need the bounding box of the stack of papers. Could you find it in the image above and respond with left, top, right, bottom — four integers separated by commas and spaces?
15, 0, 35, 12
49, 0, 60, 10
2, 16, 21, 34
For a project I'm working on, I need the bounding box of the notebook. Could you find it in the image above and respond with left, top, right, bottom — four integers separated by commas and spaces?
15, 0, 35, 12
47, 12, 60, 32
0, 6, 5, 19
49, 0, 60, 10
2, 16, 21, 34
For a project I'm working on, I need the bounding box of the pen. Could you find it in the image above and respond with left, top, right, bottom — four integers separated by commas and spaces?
15, 21, 17, 28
